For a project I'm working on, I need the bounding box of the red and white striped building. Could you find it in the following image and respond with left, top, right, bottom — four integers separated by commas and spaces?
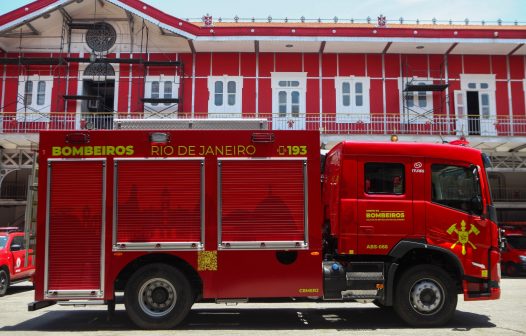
0, 0, 525, 224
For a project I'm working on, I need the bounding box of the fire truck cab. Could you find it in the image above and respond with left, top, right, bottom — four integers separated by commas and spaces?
30, 130, 501, 329
322, 141, 501, 325
0, 227, 35, 296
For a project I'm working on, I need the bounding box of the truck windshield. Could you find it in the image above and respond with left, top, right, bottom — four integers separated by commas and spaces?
0, 236, 6, 249
431, 164, 483, 214
507, 236, 526, 250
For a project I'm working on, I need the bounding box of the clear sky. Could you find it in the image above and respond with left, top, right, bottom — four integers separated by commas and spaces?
0, 0, 524, 23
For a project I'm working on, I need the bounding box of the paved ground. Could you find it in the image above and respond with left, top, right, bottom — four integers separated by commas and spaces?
0, 278, 525, 336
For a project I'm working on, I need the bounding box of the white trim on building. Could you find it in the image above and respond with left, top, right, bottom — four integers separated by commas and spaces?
207, 75, 243, 117
16, 75, 53, 122
334, 76, 371, 123
271, 72, 307, 130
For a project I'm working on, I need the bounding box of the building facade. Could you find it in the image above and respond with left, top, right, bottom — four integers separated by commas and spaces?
1, 0, 526, 225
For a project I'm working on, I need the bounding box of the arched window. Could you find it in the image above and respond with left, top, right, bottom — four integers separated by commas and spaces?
84, 63, 115, 77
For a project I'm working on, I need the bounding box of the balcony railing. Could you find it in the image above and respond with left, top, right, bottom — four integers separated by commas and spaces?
2, 112, 526, 137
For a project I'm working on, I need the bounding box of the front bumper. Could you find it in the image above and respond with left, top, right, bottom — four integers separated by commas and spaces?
464, 249, 501, 301
463, 278, 500, 301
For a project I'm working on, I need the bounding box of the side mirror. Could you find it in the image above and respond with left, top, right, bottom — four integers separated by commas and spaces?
10, 244, 22, 252
470, 164, 480, 182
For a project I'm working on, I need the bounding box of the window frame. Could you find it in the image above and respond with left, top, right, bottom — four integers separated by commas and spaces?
17, 75, 53, 122
270, 72, 307, 130
398, 77, 434, 125
430, 163, 483, 215
455, 74, 497, 136
364, 162, 406, 195
208, 76, 243, 116
459, 74, 497, 121
335, 76, 371, 123
10, 236, 25, 250
144, 75, 180, 112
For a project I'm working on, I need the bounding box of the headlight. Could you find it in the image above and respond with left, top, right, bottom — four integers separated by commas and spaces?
519, 255, 526, 262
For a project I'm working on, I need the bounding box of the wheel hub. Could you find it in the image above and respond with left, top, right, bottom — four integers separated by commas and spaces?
151, 287, 169, 304
409, 279, 444, 315
138, 278, 177, 317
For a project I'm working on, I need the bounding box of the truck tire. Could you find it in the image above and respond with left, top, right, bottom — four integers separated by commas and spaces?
394, 265, 457, 327
124, 263, 194, 329
0, 268, 9, 297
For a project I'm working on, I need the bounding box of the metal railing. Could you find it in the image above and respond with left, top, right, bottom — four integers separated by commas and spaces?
2, 112, 526, 137
491, 187, 526, 202
0, 182, 27, 200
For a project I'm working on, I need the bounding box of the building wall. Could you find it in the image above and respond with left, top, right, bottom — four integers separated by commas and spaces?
1, 52, 525, 123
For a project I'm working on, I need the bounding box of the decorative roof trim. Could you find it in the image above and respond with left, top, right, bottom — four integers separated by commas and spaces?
104, 0, 198, 40
0, 0, 72, 34
0, 0, 524, 41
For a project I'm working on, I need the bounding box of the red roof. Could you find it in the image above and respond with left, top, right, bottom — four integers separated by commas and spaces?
0, 0, 525, 39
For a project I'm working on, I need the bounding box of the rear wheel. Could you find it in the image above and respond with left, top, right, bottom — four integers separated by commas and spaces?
0, 269, 9, 296
394, 265, 457, 327
124, 263, 194, 329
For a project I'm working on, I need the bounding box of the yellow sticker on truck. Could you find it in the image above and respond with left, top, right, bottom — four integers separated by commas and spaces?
365, 210, 405, 221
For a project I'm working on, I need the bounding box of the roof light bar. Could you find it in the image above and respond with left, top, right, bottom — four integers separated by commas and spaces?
150, 132, 171, 144
251, 133, 275, 143
65, 133, 90, 144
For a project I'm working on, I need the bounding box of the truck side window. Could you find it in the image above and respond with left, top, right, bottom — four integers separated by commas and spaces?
364, 163, 405, 195
431, 164, 481, 213
11, 236, 25, 250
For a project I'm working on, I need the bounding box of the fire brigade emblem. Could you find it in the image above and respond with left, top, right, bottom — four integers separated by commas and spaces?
202, 14, 213, 27
447, 220, 480, 255
377, 15, 387, 28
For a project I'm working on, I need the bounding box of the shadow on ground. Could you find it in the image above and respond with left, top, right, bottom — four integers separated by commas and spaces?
0, 306, 495, 332
4, 285, 33, 296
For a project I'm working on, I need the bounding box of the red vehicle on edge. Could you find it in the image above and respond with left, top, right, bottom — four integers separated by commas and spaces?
501, 224, 526, 276
0, 228, 35, 296
28, 130, 502, 329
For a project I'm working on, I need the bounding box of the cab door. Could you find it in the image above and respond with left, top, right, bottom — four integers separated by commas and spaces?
425, 160, 489, 277
356, 157, 413, 255
9, 236, 26, 280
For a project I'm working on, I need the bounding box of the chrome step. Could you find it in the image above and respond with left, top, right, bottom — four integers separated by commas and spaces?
341, 290, 380, 299
346, 272, 383, 281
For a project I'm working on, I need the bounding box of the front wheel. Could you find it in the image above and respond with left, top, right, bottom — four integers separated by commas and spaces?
0, 269, 9, 297
124, 263, 194, 329
394, 265, 457, 327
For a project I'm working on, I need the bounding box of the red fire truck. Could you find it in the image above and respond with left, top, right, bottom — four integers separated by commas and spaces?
0, 227, 35, 296
500, 223, 526, 276
29, 130, 501, 329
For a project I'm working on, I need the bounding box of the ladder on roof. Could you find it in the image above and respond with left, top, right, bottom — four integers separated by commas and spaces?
24, 152, 38, 268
